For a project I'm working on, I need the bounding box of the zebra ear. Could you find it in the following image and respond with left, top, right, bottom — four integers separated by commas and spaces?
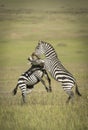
38, 42, 40, 45
38, 40, 41, 45
38, 40, 43, 44
38, 40, 42, 46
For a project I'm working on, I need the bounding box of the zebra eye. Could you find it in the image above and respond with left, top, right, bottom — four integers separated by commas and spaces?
36, 45, 40, 49
36, 46, 39, 49
38, 42, 40, 46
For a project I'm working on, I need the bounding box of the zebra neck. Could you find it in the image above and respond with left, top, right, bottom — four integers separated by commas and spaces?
44, 58, 57, 71
45, 56, 58, 61
45, 52, 57, 59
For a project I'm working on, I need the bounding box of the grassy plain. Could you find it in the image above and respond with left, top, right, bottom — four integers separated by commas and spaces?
0, 0, 88, 130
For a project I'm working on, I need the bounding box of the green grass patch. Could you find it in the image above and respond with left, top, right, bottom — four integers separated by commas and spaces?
0, 0, 88, 130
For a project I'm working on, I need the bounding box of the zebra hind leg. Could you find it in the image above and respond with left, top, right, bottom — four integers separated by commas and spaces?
22, 93, 26, 104
66, 90, 74, 104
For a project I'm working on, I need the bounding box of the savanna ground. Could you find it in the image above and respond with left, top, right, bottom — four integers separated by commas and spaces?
0, 0, 88, 130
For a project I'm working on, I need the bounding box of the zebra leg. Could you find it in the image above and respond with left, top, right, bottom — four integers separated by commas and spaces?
66, 90, 74, 103
21, 90, 32, 104
19, 85, 27, 104
44, 70, 52, 92
40, 78, 49, 92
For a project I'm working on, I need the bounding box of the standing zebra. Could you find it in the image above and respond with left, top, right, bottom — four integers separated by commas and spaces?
12, 56, 51, 103
33, 40, 81, 103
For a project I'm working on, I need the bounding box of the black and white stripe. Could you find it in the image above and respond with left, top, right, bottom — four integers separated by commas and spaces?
34, 41, 81, 103
12, 64, 51, 103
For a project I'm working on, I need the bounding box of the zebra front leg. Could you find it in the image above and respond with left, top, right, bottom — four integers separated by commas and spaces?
44, 70, 52, 92
40, 78, 49, 92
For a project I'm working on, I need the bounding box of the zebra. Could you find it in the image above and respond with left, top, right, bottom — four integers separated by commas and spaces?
33, 40, 81, 103
12, 56, 52, 103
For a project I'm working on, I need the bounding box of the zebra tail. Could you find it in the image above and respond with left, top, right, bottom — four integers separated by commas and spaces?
75, 83, 81, 96
12, 84, 18, 95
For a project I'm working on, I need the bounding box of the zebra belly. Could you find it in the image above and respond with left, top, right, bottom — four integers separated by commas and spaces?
47, 66, 75, 88
27, 70, 43, 86
27, 75, 39, 86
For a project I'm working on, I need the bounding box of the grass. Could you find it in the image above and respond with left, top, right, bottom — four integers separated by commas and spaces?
0, 103, 87, 130
0, 0, 88, 130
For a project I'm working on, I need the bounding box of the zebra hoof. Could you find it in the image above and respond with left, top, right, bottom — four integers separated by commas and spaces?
48, 88, 52, 92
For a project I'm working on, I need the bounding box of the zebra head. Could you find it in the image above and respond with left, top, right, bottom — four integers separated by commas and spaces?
28, 53, 45, 67
34, 40, 45, 57
34, 40, 58, 59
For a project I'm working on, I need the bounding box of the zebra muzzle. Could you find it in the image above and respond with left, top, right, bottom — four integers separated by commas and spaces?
31, 52, 40, 59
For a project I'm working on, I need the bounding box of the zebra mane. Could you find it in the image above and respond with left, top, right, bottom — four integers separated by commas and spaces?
39, 41, 58, 58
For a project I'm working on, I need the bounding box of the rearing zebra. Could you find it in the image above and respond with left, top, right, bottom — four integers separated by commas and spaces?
33, 40, 81, 103
12, 56, 51, 103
